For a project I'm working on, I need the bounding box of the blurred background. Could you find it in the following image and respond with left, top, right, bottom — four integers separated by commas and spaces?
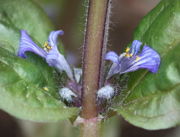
0, 0, 180, 137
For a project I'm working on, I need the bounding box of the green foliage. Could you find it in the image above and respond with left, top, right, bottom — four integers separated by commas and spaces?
0, 0, 79, 122
113, 0, 180, 130
0, 0, 53, 51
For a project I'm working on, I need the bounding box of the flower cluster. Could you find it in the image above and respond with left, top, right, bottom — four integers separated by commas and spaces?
18, 30, 161, 105
97, 40, 160, 101
18, 30, 82, 104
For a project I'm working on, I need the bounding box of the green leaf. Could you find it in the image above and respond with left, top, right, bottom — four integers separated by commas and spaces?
0, 0, 79, 121
0, 47, 79, 122
0, 0, 54, 53
113, 0, 180, 130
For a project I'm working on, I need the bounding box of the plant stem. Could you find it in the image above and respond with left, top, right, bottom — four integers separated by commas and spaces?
80, 120, 100, 137
81, 0, 111, 136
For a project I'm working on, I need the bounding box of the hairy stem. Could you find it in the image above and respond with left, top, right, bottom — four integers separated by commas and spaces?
81, 0, 111, 136
81, 120, 100, 137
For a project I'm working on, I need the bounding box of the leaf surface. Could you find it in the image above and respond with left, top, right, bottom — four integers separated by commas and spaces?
114, 0, 180, 129
0, 0, 79, 122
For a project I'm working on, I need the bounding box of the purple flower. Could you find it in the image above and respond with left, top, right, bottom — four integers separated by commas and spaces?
105, 40, 160, 78
18, 30, 73, 80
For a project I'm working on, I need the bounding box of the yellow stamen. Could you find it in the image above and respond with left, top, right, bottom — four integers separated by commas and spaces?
43, 87, 49, 91
125, 48, 133, 58
125, 53, 130, 57
125, 53, 133, 58
43, 42, 52, 52
135, 56, 140, 61
125, 47, 130, 53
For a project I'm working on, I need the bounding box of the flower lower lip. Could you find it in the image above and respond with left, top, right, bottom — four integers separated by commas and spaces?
105, 40, 161, 78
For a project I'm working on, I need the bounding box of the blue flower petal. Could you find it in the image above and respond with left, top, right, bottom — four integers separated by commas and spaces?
105, 51, 119, 63
106, 53, 126, 79
106, 40, 161, 78
46, 51, 74, 81
46, 30, 73, 80
107, 63, 120, 79
121, 46, 160, 74
18, 30, 74, 81
18, 30, 47, 58
131, 45, 160, 73
48, 30, 64, 49
130, 40, 142, 55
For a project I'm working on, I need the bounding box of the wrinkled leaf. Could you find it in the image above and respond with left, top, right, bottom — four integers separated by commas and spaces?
0, 0, 79, 121
114, 0, 180, 130
0, 47, 79, 122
